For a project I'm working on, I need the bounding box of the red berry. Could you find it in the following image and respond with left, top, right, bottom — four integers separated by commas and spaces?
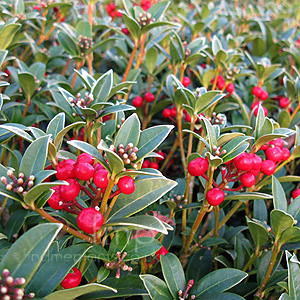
216, 76, 225, 89
33, 5, 41, 11
260, 90, 269, 101
94, 162, 105, 171
121, 28, 130, 35
259, 144, 268, 151
269, 138, 283, 149
132, 96, 144, 107
155, 246, 168, 260
77, 207, 104, 234
61, 268, 82, 289
150, 162, 159, 169
260, 160, 276, 175
162, 108, 171, 118
240, 173, 256, 187
116, 10, 122, 17
93, 169, 109, 188
48, 187, 63, 210
56, 159, 76, 180
249, 153, 263, 169
156, 151, 165, 161
142, 159, 151, 168
206, 188, 225, 206
249, 168, 260, 176
170, 107, 177, 117
182, 77, 191, 87
253, 105, 268, 117
281, 148, 290, 160
118, 176, 135, 194
187, 157, 209, 176
77, 153, 94, 165
252, 86, 263, 98
75, 163, 95, 181
292, 189, 300, 199
144, 92, 155, 103
265, 146, 283, 162
185, 113, 191, 122
233, 153, 253, 171
279, 97, 289, 108
251, 101, 260, 110
59, 178, 81, 201
226, 83, 235, 94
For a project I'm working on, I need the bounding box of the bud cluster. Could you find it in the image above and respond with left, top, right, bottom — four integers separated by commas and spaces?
78, 35, 93, 56
166, 194, 186, 209
182, 41, 191, 58
39, 0, 54, 8
14, 13, 26, 20
1, 171, 35, 198
0, 269, 35, 300
178, 279, 195, 300
208, 112, 226, 126
212, 145, 227, 156
109, 143, 138, 169
69, 92, 94, 108
137, 12, 155, 27
105, 252, 132, 279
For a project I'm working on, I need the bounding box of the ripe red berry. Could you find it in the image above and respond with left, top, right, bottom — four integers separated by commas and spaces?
77, 153, 94, 165
182, 77, 191, 87
162, 108, 171, 118
216, 76, 225, 90
240, 173, 256, 187
93, 169, 109, 188
279, 97, 290, 108
281, 148, 290, 160
61, 268, 82, 289
142, 159, 151, 168
269, 138, 283, 149
77, 207, 104, 234
155, 246, 168, 260
260, 160, 276, 175
253, 105, 268, 117
48, 187, 63, 210
33, 5, 41, 11
292, 189, 300, 199
259, 144, 268, 151
118, 176, 135, 194
249, 168, 260, 176
144, 92, 155, 103
75, 163, 95, 181
121, 28, 130, 35
132, 96, 144, 107
187, 157, 209, 176
252, 86, 263, 98
94, 162, 105, 171
185, 113, 191, 122
59, 178, 81, 201
156, 151, 165, 161
249, 153, 263, 169
170, 107, 177, 117
206, 188, 225, 206
260, 90, 269, 101
56, 159, 76, 180
226, 83, 235, 94
233, 153, 253, 171
116, 10, 122, 17
150, 162, 159, 169
265, 146, 283, 162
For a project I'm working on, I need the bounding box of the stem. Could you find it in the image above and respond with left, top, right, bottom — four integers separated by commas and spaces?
104, 194, 120, 223
71, 62, 81, 90
214, 206, 220, 237
22, 97, 31, 118
62, 58, 72, 75
99, 179, 115, 214
160, 138, 179, 172
255, 244, 281, 298
177, 107, 187, 173
122, 44, 138, 83
35, 208, 93, 243
211, 67, 220, 90
81, 185, 94, 200
242, 252, 258, 272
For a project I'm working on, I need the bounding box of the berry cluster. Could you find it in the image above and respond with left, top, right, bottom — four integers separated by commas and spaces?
132, 92, 155, 108
140, 0, 152, 11
61, 268, 82, 289
211, 76, 235, 96
142, 150, 165, 169
251, 86, 269, 117
105, 3, 122, 18
1, 171, 35, 198
274, 95, 290, 109
47, 153, 136, 234
0, 269, 35, 300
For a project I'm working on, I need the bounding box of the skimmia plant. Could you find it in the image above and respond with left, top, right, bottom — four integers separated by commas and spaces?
0, 0, 300, 299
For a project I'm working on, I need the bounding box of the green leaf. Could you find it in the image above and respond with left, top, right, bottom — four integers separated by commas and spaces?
57, 31, 80, 56
26, 244, 91, 297
191, 269, 248, 297
270, 210, 294, 242
286, 251, 300, 300
114, 113, 140, 148
225, 192, 272, 201
91, 70, 113, 103
161, 253, 185, 299
147, 0, 170, 22
46, 113, 65, 140
0, 124, 33, 142
105, 215, 169, 235
140, 275, 172, 300
201, 117, 217, 151
278, 110, 291, 128
108, 177, 177, 220
122, 14, 141, 42
279, 294, 292, 300
76, 21, 92, 39
108, 231, 131, 260
4, 209, 28, 241
280, 227, 300, 245
123, 237, 162, 261
85, 245, 109, 261
272, 176, 287, 212
136, 125, 174, 162
18, 72, 36, 99
44, 283, 117, 300
146, 47, 158, 74
0, 24, 21, 50
19, 135, 50, 178
211, 36, 223, 56
74, 69, 95, 91
0, 223, 62, 285
246, 217, 270, 251
199, 293, 246, 300
96, 267, 110, 283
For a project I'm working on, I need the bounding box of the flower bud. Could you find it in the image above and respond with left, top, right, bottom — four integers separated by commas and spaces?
28, 175, 35, 181
1, 176, 7, 185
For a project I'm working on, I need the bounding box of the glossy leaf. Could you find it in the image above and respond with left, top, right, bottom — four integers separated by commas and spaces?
270, 210, 294, 241
272, 176, 287, 212
140, 275, 172, 300
91, 70, 113, 103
